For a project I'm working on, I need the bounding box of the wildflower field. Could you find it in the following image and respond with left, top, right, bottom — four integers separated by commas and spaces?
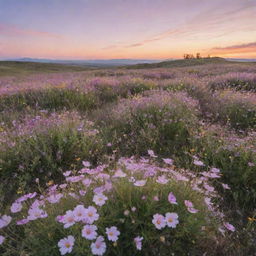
0, 60, 255, 255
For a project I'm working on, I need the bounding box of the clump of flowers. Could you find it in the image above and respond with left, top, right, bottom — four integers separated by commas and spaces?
1, 152, 234, 255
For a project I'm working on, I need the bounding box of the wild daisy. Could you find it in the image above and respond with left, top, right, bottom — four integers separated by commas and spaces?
82, 225, 98, 240
85, 206, 99, 224
165, 212, 179, 228
106, 226, 120, 242
93, 193, 108, 207
152, 214, 166, 230
91, 236, 106, 255
134, 236, 143, 250
58, 235, 75, 255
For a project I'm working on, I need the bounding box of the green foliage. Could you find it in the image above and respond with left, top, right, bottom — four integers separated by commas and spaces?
3, 169, 219, 256
0, 61, 93, 77
0, 122, 105, 207
95, 92, 199, 157
0, 89, 98, 112
191, 126, 256, 213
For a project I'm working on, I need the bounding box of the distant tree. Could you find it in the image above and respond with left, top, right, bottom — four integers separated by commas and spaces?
183, 54, 195, 59
196, 53, 201, 59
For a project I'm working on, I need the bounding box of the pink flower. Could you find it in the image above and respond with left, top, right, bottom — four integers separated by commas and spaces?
0, 235, 5, 245
59, 184, 68, 189
156, 175, 169, 184
62, 210, 76, 228
152, 214, 166, 230
58, 235, 75, 255
193, 160, 205, 166
106, 226, 120, 242
184, 200, 198, 213
124, 210, 130, 216
83, 161, 91, 167
93, 193, 108, 207
224, 222, 235, 232
168, 192, 178, 205
153, 195, 159, 201
84, 206, 99, 224
165, 212, 179, 228
25, 192, 37, 199
27, 206, 47, 221
63, 171, 71, 177
222, 183, 230, 190
184, 200, 193, 208
134, 236, 143, 250
73, 205, 87, 222
148, 149, 157, 158
131, 207, 137, 212
203, 184, 215, 192
113, 169, 127, 178
82, 225, 98, 240
0, 215, 12, 228
47, 193, 63, 204
162, 158, 173, 165
68, 192, 79, 199
16, 218, 29, 225
66, 175, 83, 183
187, 207, 199, 213
10, 202, 23, 213
82, 178, 92, 187
79, 190, 87, 196
134, 180, 147, 187
141, 195, 147, 200
211, 167, 220, 173
91, 236, 106, 255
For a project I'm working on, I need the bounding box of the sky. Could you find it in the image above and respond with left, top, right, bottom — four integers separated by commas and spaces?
0, 0, 256, 60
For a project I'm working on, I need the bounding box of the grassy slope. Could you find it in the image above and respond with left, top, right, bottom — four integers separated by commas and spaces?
0, 61, 96, 77
125, 57, 236, 69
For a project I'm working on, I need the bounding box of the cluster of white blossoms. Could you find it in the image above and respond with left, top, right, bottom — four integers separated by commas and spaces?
152, 213, 179, 230
0, 150, 236, 255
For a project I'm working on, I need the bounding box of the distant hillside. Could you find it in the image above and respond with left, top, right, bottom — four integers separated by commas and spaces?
5, 58, 161, 66
0, 61, 95, 77
125, 57, 229, 69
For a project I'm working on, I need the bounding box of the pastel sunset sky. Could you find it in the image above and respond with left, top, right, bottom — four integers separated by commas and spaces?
0, 0, 256, 59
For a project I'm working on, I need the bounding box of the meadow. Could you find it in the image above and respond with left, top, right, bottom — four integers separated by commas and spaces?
0, 59, 255, 255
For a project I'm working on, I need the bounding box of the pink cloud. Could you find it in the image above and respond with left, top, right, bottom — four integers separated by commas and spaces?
210, 42, 256, 55
0, 23, 63, 39
104, 2, 256, 49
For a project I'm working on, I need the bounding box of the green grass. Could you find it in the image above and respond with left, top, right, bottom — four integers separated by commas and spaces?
0, 61, 95, 77
125, 57, 229, 69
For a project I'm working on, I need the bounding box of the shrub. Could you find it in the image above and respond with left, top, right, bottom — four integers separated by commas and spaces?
208, 72, 256, 92
0, 112, 105, 207
1, 155, 234, 256
95, 90, 200, 157
0, 88, 98, 112
191, 125, 256, 214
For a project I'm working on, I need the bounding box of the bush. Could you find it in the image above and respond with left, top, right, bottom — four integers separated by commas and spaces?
0, 89, 98, 112
191, 125, 256, 214
214, 91, 256, 130
95, 90, 200, 157
1, 155, 233, 256
0, 113, 105, 207
208, 72, 256, 92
